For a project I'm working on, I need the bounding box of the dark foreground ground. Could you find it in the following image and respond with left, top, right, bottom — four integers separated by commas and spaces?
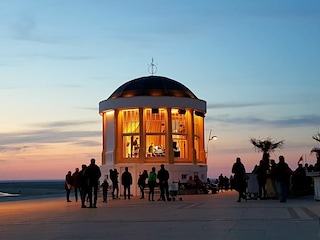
0, 191, 319, 240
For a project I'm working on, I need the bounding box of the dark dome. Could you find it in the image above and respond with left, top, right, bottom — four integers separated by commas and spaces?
108, 76, 198, 99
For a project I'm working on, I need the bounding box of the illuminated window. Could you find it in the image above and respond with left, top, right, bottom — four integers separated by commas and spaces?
171, 109, 187, 134
146, 108, 166, 133
172, 109, 188, 158
121, 109, 140, 158
122, 109, 139, 133
194, 114, 203, 161
145, 108, 166, 157
123, 135, 140, 158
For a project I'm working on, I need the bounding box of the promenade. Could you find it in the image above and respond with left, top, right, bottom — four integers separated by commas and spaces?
0, 191, 319, 240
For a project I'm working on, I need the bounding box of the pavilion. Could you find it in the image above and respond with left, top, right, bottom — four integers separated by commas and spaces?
99, 75, 207, 196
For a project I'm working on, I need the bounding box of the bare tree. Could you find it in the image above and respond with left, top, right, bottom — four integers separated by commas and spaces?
250, 137, 285, 168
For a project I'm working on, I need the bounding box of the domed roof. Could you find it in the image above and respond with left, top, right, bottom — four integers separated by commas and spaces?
108, 76, 198, 99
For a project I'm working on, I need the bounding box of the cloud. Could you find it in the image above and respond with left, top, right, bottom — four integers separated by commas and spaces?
212, 114, 320, 128
34, 120, 98, 128
0, 129, 100, 146
77, 107, 98, 111
20, 54, 98, 61
0, 120, 101, 152
11, 15, 62, 44
74, 140, 101, 147
207, 102, 270, 109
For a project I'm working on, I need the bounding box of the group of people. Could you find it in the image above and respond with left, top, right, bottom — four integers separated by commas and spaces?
65, 158, 101, 208
217, 174, 231, 191
66, 163, 173, 207
119, 164, 171, 202
232, 155, 293, 203
106, 164, 170, 201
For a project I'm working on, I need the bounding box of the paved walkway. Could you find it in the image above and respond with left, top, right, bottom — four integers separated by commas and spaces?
0, 191, 319, 240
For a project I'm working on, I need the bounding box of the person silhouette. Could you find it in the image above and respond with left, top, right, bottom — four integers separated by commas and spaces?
148, 167, 157, 201
138, 170, 148, 199
65, 171, 73, 202
157, 164, 170, 201
232, 157, 247, 202
121, 167, 132, 200
85, 158, 101, 208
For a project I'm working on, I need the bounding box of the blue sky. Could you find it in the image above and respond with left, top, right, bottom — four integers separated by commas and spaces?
0, 0, 320, 179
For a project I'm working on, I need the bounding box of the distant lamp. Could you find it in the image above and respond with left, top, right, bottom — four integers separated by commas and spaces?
206, 130, 217, 160
209, 135, 218, 141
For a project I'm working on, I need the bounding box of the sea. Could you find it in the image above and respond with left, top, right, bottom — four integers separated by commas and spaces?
0, 180, 66, 202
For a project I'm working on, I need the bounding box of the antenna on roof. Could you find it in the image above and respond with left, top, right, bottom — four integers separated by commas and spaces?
148, 58, 157, 76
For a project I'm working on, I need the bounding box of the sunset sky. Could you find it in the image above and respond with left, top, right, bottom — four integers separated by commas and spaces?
1, 1, 320, 180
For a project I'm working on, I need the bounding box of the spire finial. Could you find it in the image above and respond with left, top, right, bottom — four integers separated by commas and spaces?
148, 58, 157, 75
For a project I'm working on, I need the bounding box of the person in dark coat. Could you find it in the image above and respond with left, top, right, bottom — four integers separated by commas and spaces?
65, 171, 73, 202
72, 168, 81, 202
276, 155, 293, 202
100, 177, 110, 203
110, 169, 119, 199
157, 164, 170, 201
85, 158, 101, 208
138, 170, 148, 199
255, 160, 268, 199
269, 159, 278, 199
232, 157, 247, 202
148, 167, 157, 201
79, 164, 88, 208
121, 167, 132, 200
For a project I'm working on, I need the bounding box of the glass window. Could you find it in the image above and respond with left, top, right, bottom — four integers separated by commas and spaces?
172, 135, 187, 158
122, 109, 139, 133
172, 109, 188, 158
121, 109, 140, 158
171, 109, 187, 134
194, 114, 203, 161
145, 108, 166, 157
123, 135, 140, 158
146, 135, 166, 157
146, 109, 166, 133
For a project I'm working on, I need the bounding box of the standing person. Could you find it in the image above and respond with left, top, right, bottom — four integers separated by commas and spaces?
148, 167, 157, 201
255, 160, 267, 199
110, 169, 119, 199
270, 159, 278, 199
132, 137, 139, 157
85, 158, 101, 208
79, 164, 88, 208
232, 157, 247, 202
65, 171, 73, 202
157, 164, 170, 201
276, 155, 293, 203
138, 170, 148, 199
100, 177, 110, 203
121, 167, 132, 200
218, 174, 224, 192
148, 143, 155, 156
72, 167, 81, 202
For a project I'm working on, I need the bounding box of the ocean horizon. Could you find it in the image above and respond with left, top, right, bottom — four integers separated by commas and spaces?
0, 180, 66, 202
